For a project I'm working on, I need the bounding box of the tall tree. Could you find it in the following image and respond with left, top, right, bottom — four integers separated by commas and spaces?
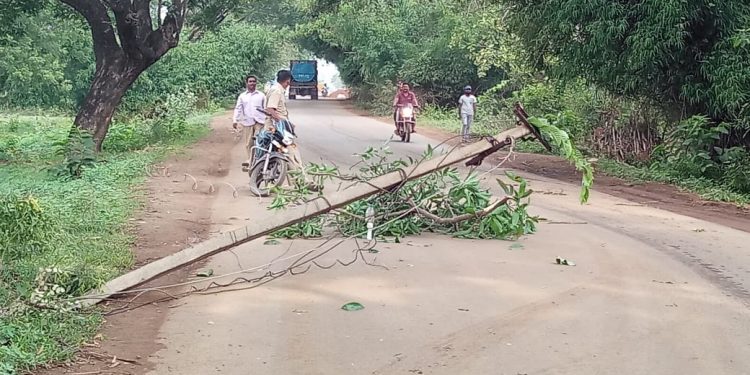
58, 0, 188, 151
501, 0, 750, 124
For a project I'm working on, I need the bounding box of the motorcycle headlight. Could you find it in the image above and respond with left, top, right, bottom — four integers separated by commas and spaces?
401, 107, 413, 117
282, 135, 294, 145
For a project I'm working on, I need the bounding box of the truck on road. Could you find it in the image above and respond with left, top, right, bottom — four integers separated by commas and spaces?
289, 60, 318, 100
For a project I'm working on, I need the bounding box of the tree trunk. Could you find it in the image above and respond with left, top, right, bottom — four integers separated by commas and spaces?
75, 58, 145, 152
59, 0, 187, 152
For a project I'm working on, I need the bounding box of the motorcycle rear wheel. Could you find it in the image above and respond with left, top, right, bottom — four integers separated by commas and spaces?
248, 156, 288, 197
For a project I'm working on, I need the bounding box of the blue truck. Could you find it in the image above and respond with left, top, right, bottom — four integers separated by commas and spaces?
289, 60, 318, 100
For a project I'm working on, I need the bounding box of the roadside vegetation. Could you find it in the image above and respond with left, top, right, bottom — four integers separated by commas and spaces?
0, 111, 208, 373
277, 0, 750, 205
416, 86, 750, 205
2, 0, 748, 373
0, 5, 297, 373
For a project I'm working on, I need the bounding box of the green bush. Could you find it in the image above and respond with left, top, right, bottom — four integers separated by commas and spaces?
123, 23, 294, 113
0, 112, 212, 374
647, 116, 750, 195
0, 117, 71, 163
722, 149, 750, 193
0, 133, 19, 161
103, 122, 153, 152
104, 89, 210, 152
0, 195, 56, 261
53, 128, 97, 179
149, 88, 198, 142
0, 7, 93, 110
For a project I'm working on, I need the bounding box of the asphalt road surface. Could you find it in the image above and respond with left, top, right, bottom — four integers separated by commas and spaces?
145, 100, 750, 375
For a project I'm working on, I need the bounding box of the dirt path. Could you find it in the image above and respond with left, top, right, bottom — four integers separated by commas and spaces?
42, 102, 750, 374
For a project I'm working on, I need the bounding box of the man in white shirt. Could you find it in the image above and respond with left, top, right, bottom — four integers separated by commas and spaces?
458, 85, 478, 143
233, 74, 266, 166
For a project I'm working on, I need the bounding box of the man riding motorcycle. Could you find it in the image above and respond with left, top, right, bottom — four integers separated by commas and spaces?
392, 82, 420, 135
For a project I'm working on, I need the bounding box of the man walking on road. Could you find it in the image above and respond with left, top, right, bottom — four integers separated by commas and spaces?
458, 85, 478, 143
233, 75, 266, 166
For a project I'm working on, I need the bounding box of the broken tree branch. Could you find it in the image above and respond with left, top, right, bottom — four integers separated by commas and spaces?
78, 104, 543, 307
408, 197, 511, 225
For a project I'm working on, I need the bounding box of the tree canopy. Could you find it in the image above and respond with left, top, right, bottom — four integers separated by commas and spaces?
290, 0, 511, 106
502, 0, 750, 124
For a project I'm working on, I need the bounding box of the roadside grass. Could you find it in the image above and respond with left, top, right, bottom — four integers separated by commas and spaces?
0, 113, 211, 374
596, 159, 750, 205
417, 107, 750, 206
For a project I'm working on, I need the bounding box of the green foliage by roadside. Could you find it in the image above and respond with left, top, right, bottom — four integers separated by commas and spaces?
295, 0, 508, 106
1, 15, 296, 116
0, 112, 212, 374
419, 77, 748, 202
0, 6, 93, 110
52, 128, 97, 178
501, 0, 750, 141
124, 23, 297, 113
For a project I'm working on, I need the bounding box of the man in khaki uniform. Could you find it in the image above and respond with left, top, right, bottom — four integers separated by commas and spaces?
264, 70, 302, 174
264, 70, 291, 129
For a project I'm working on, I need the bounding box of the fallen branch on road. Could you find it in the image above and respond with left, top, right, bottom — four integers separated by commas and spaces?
408, 197, 512, 225
72, 103, 593, 308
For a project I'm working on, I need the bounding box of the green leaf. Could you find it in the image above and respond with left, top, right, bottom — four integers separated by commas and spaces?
196, 269, 214, 277
528, 117, 594, 204
341, 302, 365, 311
490, 217, 503, 234
497, 178, 515, 195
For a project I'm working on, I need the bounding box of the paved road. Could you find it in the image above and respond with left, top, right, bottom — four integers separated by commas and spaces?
146, 100, 750, 375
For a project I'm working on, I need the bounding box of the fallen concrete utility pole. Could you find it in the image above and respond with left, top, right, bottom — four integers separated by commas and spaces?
80, 103, 551, 307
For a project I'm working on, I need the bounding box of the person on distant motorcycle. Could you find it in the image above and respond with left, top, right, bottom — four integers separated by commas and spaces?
392, 82, 420, 134
392, 79, 404, 122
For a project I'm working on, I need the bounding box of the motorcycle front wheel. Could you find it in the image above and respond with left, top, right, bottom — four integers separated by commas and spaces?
248, 156, 288, 197
404, 122, 412, 143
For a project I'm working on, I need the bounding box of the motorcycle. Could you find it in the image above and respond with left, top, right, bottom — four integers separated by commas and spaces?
395, 104, 417, 143
247, 109, 298, 197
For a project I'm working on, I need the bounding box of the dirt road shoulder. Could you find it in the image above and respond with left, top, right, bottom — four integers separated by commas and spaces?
38, 113, 235, 375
